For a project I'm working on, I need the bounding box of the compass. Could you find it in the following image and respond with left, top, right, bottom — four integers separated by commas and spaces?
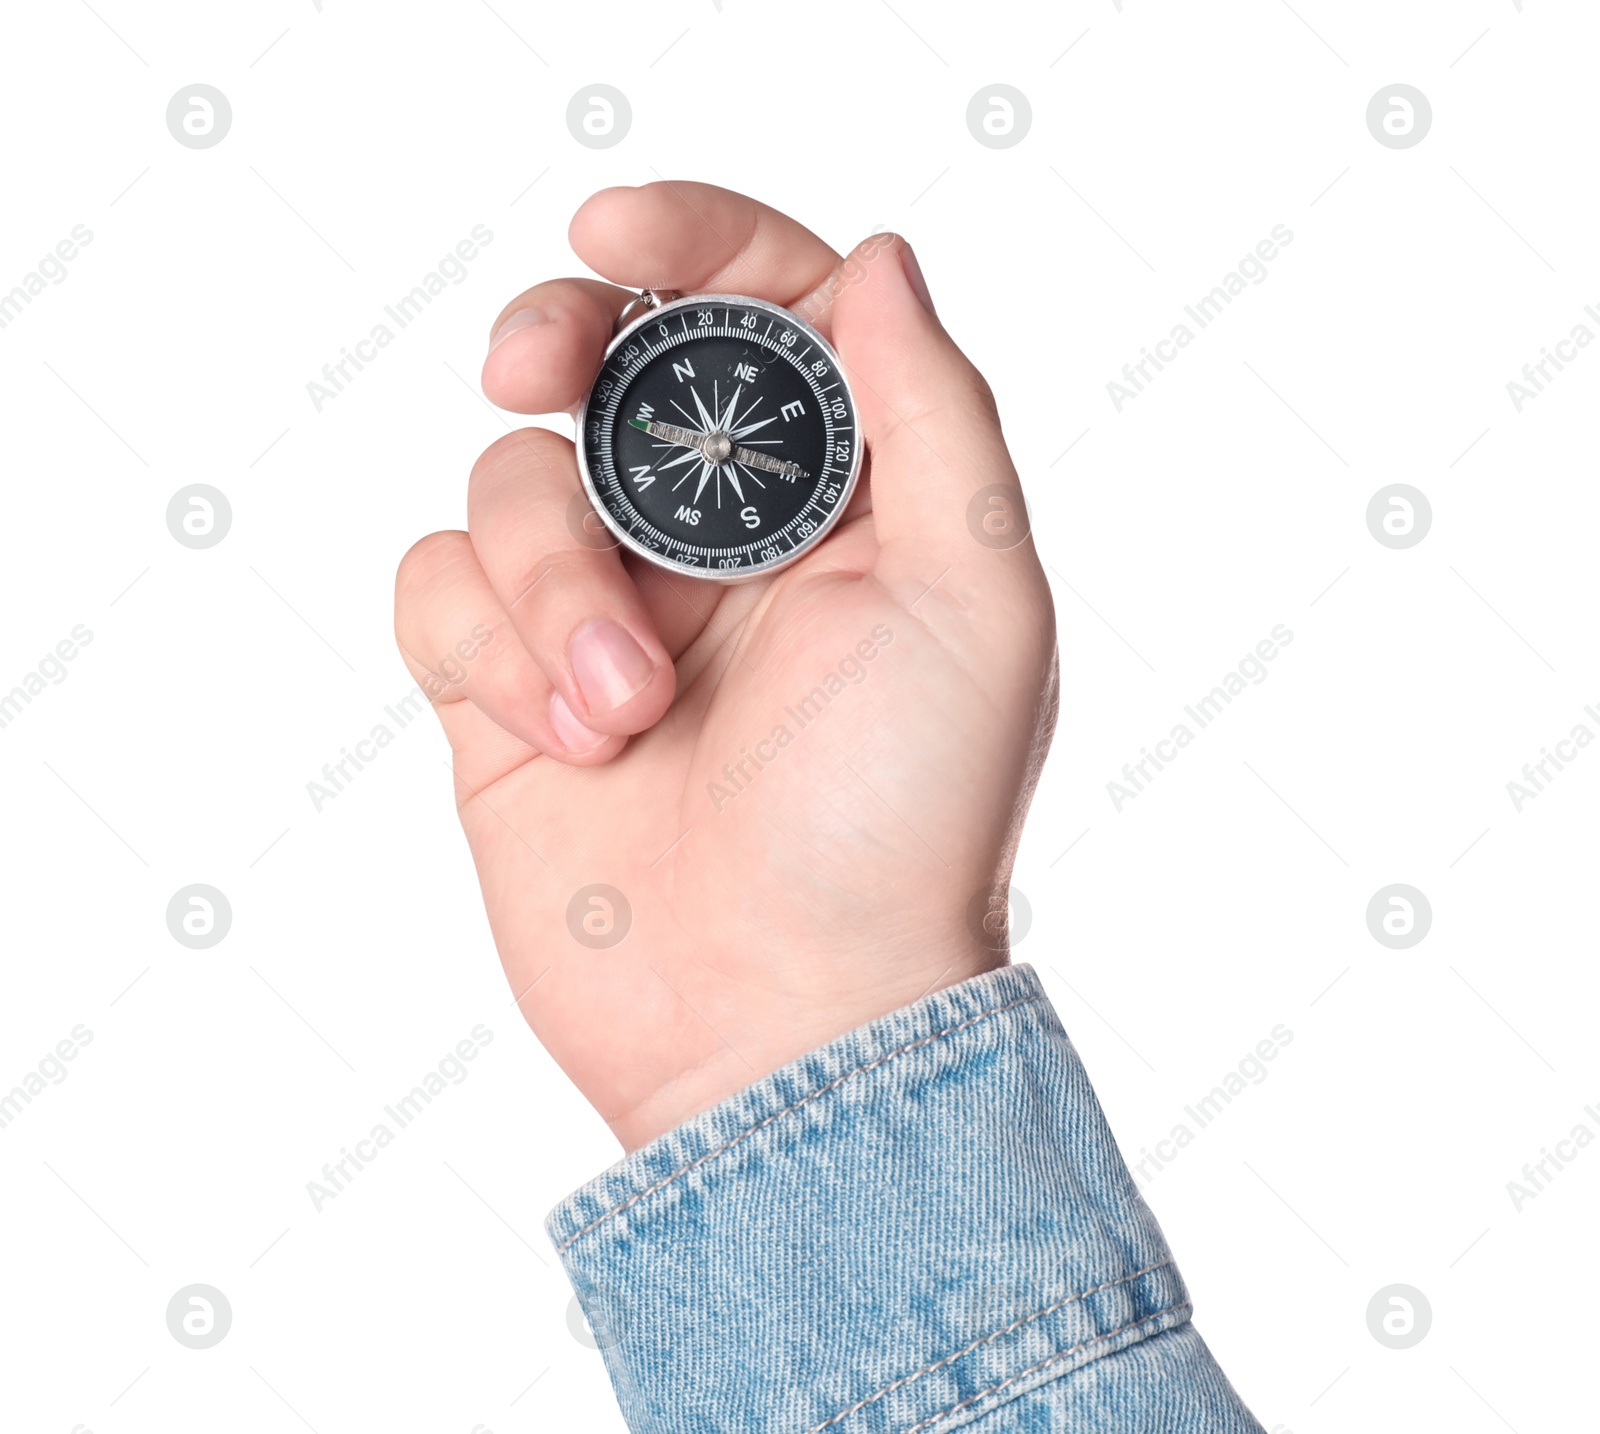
576, 291, 863, 581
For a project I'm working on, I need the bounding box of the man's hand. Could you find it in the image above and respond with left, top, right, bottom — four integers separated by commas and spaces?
394, 182, 1057, 1151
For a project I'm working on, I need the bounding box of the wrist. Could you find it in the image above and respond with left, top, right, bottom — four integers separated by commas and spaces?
604, 946, 1005, 1152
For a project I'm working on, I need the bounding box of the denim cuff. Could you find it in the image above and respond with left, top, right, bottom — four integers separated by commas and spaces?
546, 964, 1194, 1434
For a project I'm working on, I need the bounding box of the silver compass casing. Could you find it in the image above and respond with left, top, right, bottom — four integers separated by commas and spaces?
574, 291, 863, 583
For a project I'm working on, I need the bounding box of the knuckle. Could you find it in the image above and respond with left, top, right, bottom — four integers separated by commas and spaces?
957, 360, 1002, 426
500, 543, 602, 617
471, 426, 568, 492
395, 530, 468, 605
468, 428, 577, 534
886, 358, 1001, 443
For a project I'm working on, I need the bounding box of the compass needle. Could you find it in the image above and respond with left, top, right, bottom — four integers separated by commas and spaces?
732, 443, 809, 481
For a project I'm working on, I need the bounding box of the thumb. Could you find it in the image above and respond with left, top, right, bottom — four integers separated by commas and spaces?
830, 234, 1035, 594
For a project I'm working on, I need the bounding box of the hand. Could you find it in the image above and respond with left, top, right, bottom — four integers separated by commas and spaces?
394, 183, 1057, 1151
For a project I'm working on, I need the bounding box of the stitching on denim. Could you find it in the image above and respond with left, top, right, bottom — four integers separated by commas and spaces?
555, 992, 1044, 1252
805, 1259, 1175, 1434
898, 1300, 1194, 1434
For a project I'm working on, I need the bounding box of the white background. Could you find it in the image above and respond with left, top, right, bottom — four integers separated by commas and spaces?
2, 0, 1595, 1430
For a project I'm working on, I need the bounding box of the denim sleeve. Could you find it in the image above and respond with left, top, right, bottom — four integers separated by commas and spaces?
546, 963, 1266, 1434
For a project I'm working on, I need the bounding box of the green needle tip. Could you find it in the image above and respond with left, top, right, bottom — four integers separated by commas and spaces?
627, 419, 649, 431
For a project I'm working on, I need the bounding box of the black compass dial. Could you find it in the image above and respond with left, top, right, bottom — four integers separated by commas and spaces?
578, 296, 861, 579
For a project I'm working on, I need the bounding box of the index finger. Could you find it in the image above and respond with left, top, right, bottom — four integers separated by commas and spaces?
569, 181, 845, 330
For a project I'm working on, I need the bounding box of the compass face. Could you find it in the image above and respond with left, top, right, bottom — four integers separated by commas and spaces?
577, 294, 862, 580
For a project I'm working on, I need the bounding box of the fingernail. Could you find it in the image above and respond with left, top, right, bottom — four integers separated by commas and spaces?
488, 307, 547, 353
900, 245, 936, 316
549, 690, 607, 753
570, 620, 654, 715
